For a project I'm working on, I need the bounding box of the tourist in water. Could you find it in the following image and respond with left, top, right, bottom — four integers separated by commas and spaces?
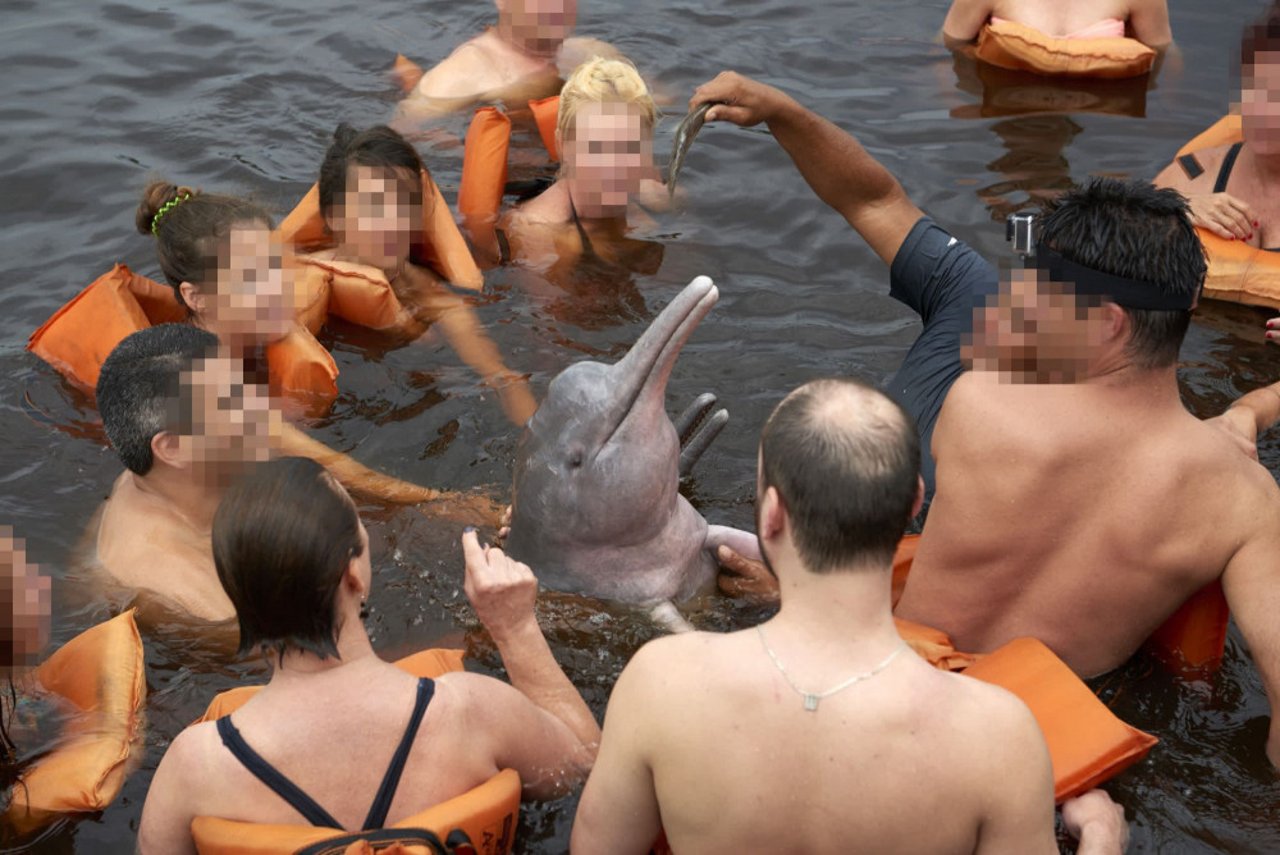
137, 456, 598, 852
942, 0, 1173, 50
1155, 9, 1279, 251
572, 379, 1127, 854
496, 57, 668, 271
0, 529, 53, 810
396, 0, 623, 122
692, 72, 1280, 766
301, 123, 536, 424
93, 325, 273, 622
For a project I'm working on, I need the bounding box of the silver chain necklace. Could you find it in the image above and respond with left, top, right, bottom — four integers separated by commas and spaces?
757, 624, 909, 712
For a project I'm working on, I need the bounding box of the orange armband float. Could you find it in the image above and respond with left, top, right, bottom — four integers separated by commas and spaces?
1174, 115, 1280, 309
4, 611, 146, 833
974, 20, 1155, 79
189, 648, 520, 855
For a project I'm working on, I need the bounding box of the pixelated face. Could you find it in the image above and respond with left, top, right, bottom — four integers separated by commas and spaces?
564, 102, 651, 214
967, 268, 1106, 382
503, 0, 576, 55
1243, 50, 1280, 156
209, 224, 291, 344
332, 165, 420, 272
1, 530, 51, 672
177, 355, 274, 478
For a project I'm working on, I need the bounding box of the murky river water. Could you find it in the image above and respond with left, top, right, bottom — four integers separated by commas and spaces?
2, 0, 1279, 851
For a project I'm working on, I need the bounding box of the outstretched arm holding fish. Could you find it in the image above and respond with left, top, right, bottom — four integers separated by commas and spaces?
690, 72, 924, 265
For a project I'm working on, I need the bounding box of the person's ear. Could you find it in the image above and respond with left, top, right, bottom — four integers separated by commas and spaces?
911, 476, 925, 520
759, 486, 787, 541
178, 282, 204, 315
150, 431, 187, 471
1102, 301, 1129, 344
342, 552, 367, 601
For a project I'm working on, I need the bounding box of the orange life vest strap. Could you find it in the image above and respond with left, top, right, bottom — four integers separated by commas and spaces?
1176, 115, 1243, 157
962, 637, 1158, 802
458, 108, 513, 222
974, 20, 1155, 79
528, 96, 561, 162
280, 173, 482, 292
27, 263, 187, 393
4, 611, 146, 833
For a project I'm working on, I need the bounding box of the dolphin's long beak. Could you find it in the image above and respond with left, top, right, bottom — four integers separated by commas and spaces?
598, 276, 719, 453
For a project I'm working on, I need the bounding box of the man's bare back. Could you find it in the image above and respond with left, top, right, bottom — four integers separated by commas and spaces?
94, 472, 234, 623
897, 370, 1280, 676
581, 628, 1054, 854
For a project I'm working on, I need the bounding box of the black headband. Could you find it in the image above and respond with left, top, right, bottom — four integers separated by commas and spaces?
1031, 246, 1197, 311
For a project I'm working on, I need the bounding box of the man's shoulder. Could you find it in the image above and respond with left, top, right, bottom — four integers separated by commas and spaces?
414, 36, 500, 100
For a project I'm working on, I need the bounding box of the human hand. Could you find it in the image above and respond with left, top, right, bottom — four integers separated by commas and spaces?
1266, 317, 1280, 345
1187, 192, 1258, 241
716, 545, 780, 603
1061, 789, 1128, 852
691, 71, 792, 128
462, 529, 538, 641
497, 505, 512, 541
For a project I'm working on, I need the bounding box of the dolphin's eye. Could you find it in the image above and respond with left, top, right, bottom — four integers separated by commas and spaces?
568, 449, 584, 469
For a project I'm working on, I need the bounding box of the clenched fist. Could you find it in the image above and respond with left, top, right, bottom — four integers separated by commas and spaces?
462, 529, 538, 641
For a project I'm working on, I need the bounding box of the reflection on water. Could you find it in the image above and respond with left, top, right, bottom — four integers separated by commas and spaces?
3, 0, 1280, 851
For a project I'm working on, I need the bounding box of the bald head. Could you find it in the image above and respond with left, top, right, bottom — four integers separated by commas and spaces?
760, 379, 920, 573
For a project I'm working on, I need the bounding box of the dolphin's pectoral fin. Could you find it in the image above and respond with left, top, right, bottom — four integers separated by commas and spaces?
705, 525, 761, 562
675, 394, 728, 477
675, 393, 718, 444
649, 600, 696, 634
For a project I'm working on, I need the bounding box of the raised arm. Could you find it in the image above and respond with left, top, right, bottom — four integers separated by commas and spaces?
1221, 516, 1280, 767
689, 72, 923, 265
941, 0, 995, 46
460, 531, 599, 798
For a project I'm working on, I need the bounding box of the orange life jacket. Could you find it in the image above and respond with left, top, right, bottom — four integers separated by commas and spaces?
1173, 115, 1280, 309
280, 171, 483, 293
458, 98, 560, 222
26, 263, 340, 407
974, 19, 1155, 79
4, 611, 145, 834
189, 648, 520, 855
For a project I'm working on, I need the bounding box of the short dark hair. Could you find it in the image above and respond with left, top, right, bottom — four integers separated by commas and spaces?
1242, 3, 1280, 69
318, 123, 426, 220
759, 379, 920, 572
213, 457, 365, 661
96, 324, 220, 475
136, 181, 272, 304
1037, 178, 1206, 369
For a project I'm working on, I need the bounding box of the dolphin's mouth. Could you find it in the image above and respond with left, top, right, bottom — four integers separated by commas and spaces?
596, 276, 719, 456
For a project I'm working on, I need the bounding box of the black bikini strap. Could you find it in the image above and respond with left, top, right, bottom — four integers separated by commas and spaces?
216, 716, 342, 829
1214, 141, 1245, 194
567, 193, 599, 260
360, 677, 436, 831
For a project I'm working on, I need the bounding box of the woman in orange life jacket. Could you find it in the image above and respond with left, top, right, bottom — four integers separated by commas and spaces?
137, 457, 599, 854
1154, 7, 1280, 340
303, 124, 537, 425
139, 185, 498, 515
942, 0, 1173, 54
494, 57, 670, 280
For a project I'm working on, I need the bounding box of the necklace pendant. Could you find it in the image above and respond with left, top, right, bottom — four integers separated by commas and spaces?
803, 693, 820, 712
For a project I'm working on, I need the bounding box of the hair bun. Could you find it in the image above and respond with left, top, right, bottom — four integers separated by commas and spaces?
136, 180, 199, 236
331, 123, 359, 152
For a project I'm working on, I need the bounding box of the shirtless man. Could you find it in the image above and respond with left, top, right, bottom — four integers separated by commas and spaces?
397, 0, 622, 121
572, 379, 1126, 855
693, 72, 1280, 766
94, 324, 273, 622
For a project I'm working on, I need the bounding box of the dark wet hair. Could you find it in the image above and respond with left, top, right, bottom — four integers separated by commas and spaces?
1037, 178, 1206, 369
136, 180, 273, 307
96, 324, 220, 476
760, 379, 920, 572
1242, 3, 1280, 69
317, 124, 426, 221
213, 457, 365, 662
0, 680, 27, 810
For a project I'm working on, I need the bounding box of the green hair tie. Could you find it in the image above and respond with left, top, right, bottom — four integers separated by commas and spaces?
150, 193, 191, 235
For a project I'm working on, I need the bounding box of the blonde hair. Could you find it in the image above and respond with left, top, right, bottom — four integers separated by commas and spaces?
556, 57, 658, 145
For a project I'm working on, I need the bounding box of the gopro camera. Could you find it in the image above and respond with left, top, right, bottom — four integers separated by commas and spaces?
1006, 212, 1036, 257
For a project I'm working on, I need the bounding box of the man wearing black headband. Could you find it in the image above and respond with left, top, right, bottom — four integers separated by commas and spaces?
694, 72, 1280, 770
